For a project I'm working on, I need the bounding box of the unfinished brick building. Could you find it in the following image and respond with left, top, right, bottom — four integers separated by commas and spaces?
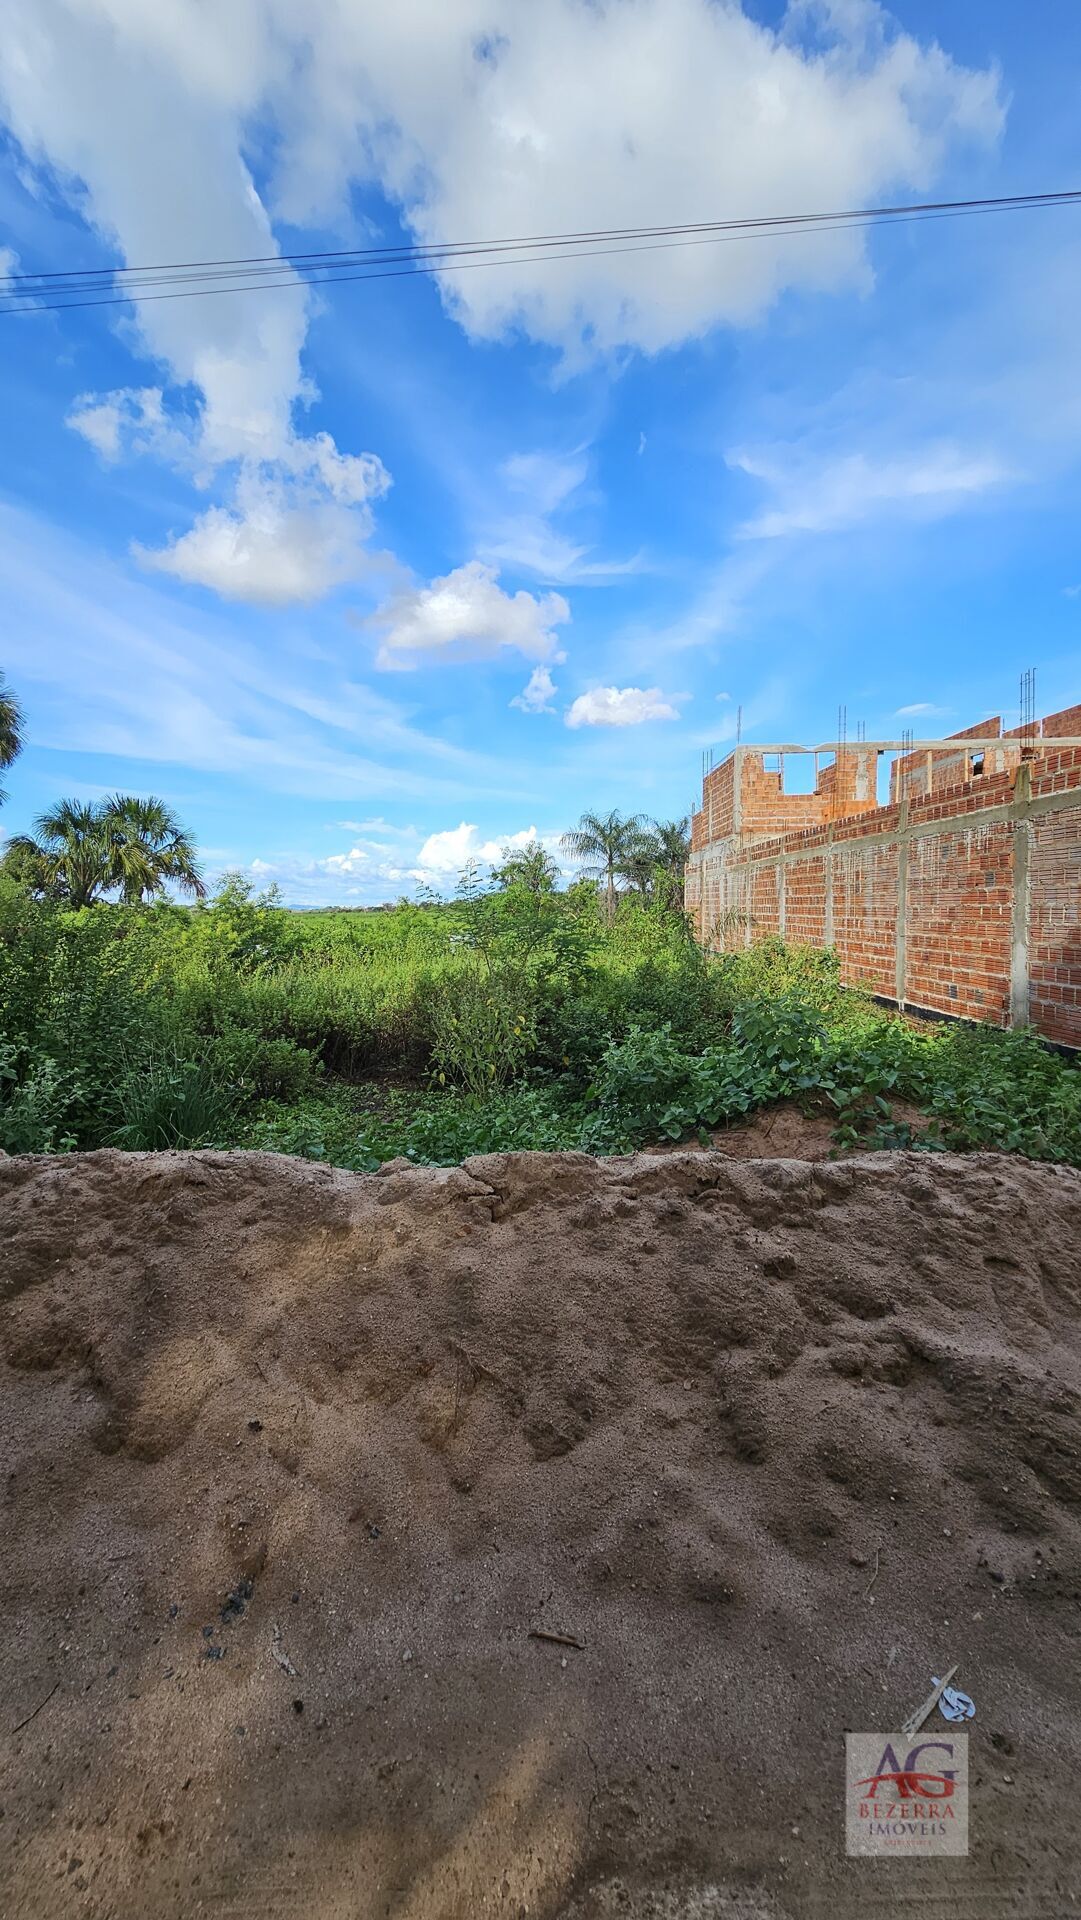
685, 705, 1081, 1048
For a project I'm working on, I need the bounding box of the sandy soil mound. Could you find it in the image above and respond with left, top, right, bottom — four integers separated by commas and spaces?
2, 1145, 1081, 1919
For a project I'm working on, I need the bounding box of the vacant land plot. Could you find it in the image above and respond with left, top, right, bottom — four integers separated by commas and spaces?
2, 877, 1079, 1171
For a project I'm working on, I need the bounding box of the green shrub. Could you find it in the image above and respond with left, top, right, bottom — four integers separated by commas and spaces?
428, 963, 538, 1097
0, 1043, 77, 1154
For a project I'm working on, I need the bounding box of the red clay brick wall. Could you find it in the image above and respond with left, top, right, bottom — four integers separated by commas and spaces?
903, 821, 1015, 1026
687, 708, 1081, 1047
690, 758, 735, 852
1028, 743, 1081, 1046
832, 840, 900, 1000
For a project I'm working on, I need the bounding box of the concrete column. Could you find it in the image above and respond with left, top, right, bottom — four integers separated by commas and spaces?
1010, 764, 1033, 1028
895, 825, 908, 1008
890, 852, 910, 1006
777, 862, 786, 940
824, 830, 834, 946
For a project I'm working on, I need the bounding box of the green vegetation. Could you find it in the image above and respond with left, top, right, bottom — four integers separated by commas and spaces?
3, 794, 204, 906
0, 681, 1076, 1173
0, 672, 23, 806
1, 849, 1078, 1169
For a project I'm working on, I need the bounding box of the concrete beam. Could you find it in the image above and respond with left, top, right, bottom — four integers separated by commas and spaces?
704, 738, 1081, 756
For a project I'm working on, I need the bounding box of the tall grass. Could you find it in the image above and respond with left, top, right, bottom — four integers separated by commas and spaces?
1, 871, 1078, 1168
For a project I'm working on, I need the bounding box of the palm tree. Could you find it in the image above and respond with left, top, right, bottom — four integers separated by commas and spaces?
652, 817, 691, 880
648, 817, 691, 909
4, 794, 204, 907
619, 826, 662, 897
560, 809, 644, 923
0, 673, 24, 805
0, 834, 51, 895
100, 794, 205, 903
15, 799, 112, 908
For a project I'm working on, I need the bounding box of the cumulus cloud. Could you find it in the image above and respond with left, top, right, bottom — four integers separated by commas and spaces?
371, 560, 570, 669
1, 4, 1004, 371
410, 821, 551, 879
1, 1, 389, 605
564, 686, 683, 729
228, 819, 572, 904
732, 442, 1012, 539
137, 473, 385, 606
0, 1, 1004, 603
510, 665, 558, 714
268, 0, 1003, 356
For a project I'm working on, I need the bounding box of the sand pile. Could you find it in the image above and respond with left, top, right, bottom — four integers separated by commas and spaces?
2, 1145, 1081, 1919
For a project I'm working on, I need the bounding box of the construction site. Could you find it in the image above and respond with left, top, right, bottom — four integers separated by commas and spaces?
686, 696, 1081, 1050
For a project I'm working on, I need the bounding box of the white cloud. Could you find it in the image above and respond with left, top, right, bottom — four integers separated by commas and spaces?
731, 442, 1012, 539
0, 0, 1004, 626
895, 701, 947, 716
225, 819, 572, 904
510, 665, 558, 714
502, 450, 587, 516
565, 686, 683, 729
269, 0, 1003, 356
1, 2, 391, 606
1, 243, 40, 309
137, 462, 389, 604
0, 2, 1004, 379
0, 501, 531, 805
1064, 585, 1081, 600
370, 560, 569, 669
411, 821, 543, 877
66, 386, 178, 462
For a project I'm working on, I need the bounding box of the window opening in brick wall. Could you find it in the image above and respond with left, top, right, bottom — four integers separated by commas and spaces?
781, 754, 818, 796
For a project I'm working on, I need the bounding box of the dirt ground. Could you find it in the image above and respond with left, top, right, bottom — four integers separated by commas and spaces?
2, 1144, 1081, 1919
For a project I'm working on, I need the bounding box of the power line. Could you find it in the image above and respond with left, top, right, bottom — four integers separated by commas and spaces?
2, 186, 1079, 317
7, 186, 1079, 284
0, 207, 1025, 316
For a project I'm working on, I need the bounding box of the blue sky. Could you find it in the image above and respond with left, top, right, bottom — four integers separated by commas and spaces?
1, 0, 1079, 902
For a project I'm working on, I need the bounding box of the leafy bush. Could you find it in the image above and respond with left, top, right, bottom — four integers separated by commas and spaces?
200, 1026, 319, 1104
187, 873, 299, 978
0, 1044, 76, 1154
428, 963, 538, 1097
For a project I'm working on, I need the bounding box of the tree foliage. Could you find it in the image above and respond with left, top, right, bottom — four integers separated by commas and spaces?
0, 673, 24, 806
2, 794, 204, 907
560, 809, 645, 922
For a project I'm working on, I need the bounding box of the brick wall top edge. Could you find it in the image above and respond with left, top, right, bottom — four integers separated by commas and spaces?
946, 716, 1002, 742
1041, 703, 1081, 738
